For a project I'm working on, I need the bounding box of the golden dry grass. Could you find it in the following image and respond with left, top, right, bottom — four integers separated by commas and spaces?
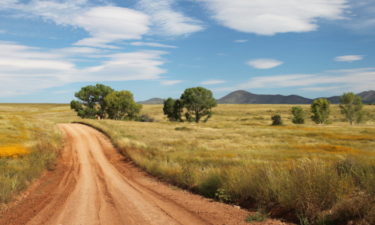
74, 104, 375, 223
2, 103, 375, 223
0, 104, 63, 205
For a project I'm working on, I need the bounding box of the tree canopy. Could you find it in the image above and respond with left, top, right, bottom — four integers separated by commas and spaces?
311, 98, 331, 124
339, 92, 364, 125
291, 106, 305, 124
163, 98, 183, 122
70, 84, 114, 119
104, 90, 142, 120
180, 87, 217, 123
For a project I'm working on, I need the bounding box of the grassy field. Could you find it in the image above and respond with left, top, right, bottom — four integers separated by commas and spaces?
1, 103, 375, 224
0, 104, 63, 206
76, 104, 375, 224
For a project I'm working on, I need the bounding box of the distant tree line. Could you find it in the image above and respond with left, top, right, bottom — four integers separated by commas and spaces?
70, 84, 144, 121
163, 87, 218, 123
272, 92, 365, 126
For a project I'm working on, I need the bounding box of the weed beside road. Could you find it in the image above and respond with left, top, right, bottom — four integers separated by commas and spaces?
77, 104, 375, 224
0, 106, 62, 206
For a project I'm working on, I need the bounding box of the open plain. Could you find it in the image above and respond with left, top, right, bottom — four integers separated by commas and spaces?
1, 103, 375, 224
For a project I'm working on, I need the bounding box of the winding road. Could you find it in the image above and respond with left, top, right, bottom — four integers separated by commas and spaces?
1, 124, 283, 225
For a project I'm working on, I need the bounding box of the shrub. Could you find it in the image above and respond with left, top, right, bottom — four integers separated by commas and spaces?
271, 115, 283, 125
291, 106, 305, 124
311, 98, 331, 124
139, 114, 154, 122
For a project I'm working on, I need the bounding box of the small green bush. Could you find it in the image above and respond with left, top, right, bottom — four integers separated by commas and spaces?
271, 115, 283, 125
139, 114, 154, 122
199, 172, 221, 198
291, 106, 305, 124
175, 126, 191, 131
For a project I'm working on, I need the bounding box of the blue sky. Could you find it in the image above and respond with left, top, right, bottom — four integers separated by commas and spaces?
0, 0, 374, 103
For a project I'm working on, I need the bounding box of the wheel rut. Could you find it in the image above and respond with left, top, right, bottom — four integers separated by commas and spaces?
1, 123, 285, 225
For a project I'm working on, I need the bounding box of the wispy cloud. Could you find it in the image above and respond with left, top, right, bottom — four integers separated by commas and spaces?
131, 42, 178, 48
217, 53, 226, 56
136, 0, 205, 36
179, 64, 201, 68
0, 30, 5, 34
0, 1, 151, 48
0, 41, 168, 97
234, 40, 247, 43
247, 58, 283, 69
201, 79, 226, 85
198, 0, 348, 35
52, 90, 74, 94
334, 55, 364, 62
214, 68, 375, 94
161, 80, 184, 85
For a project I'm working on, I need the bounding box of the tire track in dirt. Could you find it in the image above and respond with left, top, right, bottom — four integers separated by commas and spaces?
1, 124, 285, 225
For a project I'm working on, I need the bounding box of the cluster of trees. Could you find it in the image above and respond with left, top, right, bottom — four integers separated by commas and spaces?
282, 92, 364, 125
163, 87, 217, 123
70, 84, 142, 120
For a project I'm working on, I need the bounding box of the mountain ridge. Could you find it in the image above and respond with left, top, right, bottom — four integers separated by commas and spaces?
138, 90, 375, 105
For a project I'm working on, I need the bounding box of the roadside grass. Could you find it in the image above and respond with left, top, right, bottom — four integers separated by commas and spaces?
74, 104, 375, 224
2, 103, 375, 223
0, 105, 62, 206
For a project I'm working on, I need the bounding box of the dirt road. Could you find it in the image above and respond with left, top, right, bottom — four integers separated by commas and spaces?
1, 124, 284, 225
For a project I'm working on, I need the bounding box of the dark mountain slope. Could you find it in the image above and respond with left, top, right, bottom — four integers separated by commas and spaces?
217, 90, 313, 104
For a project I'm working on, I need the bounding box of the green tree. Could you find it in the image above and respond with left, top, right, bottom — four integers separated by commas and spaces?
291, 106, 305, 124
70, 84, 114, 119
339, 92, 364, 125
311, 98, 331, 124
180, 87, 217, 123
104, 90, 142, 120
163, 98, 184, 122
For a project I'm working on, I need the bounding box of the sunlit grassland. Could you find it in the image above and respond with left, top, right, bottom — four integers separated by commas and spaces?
0, 104, 63, 206
77, 104, 375, 223
1, 103, 375, 223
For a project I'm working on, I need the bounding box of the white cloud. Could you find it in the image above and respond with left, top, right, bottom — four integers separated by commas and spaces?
344, 1, 375, 33
0, 1, 151, 48
136, 0, 205, 36
0, 42, 168, 97
0, 30, 5, 33
217, 53, 226, 56
131, 42, 178, 48
247, 58, 283, 69
234, 40, 247, 42
201, 79, 226, 85
214, 68, 375, 94
334, 55, 364, 62
161, 80, 184, 85
198, 0, 348, 35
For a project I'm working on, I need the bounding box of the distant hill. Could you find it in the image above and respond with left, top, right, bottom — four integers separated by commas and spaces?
137, 98, 164, 105
217, 90, 312, 104
217, 90, 375, 104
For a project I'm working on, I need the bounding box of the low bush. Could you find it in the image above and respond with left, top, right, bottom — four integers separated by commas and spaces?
139, 114, 154, 122
271, 115, 283, 125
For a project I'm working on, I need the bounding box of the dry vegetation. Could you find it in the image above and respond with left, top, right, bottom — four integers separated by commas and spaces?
0, 104, 63, 206
1, 103, 375, 224
76, 104, 375, 224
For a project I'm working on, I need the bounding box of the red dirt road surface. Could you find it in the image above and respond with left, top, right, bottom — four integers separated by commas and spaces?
1, 124, 285, 225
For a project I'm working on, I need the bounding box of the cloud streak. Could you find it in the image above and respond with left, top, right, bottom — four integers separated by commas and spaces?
334, 55, 364, 62
136, 0, 205, 36
247, 58, 283, 69
214, 68, 375, 94
201, 79, 226, 85
198, 0, 348, 35
131, 42, 178, 48
0, 42, 168, 97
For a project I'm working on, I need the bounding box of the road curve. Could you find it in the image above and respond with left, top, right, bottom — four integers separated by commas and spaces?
2, 124, 282, 225
28, 124, 210, 225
